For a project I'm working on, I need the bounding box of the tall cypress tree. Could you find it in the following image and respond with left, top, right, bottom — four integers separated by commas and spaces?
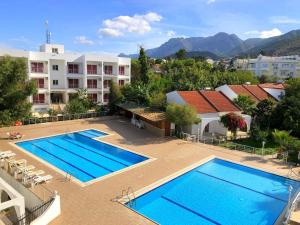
138, 47, 149, 84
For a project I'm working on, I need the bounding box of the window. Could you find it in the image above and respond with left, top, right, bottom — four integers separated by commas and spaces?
118, 80, 125, 86
88, 93, 98, 103
68, 79, 79, 88
87, 65, 97, 74
68, 64, 79, 74
33, 94, 45, 104
87, 79, 97, 88
52, 48, 58, 54
103, 80, 110, 88
31, 62, 44, 73
104, 65, 113, 75
52, 65, 59, 71
103, 93, 109, 103
53, 80, 58, 85
34, 78, 44, 88
119, 66, 125, 75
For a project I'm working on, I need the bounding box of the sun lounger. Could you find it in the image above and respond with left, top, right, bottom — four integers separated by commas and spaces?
32, 175, 53, 186
22, 170, 45, 184
0, 152, 16, 159
14, 165, 35, 179
6, 159, 26, 173
6, 132, 23, 140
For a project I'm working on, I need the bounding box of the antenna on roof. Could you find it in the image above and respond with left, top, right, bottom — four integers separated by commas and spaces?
45, 20, 51, 44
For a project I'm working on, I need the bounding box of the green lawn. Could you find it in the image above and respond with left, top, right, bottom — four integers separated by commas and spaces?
219, 138, 279, 155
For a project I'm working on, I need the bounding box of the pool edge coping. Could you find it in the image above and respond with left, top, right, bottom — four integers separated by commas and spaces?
119, 155, 300, 225
9, 127, 156, 188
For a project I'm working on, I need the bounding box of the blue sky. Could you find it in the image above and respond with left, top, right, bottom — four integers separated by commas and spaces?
0, 0, 300, 55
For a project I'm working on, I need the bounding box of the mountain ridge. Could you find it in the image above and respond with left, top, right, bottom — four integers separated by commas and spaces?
121, 30, 300, 59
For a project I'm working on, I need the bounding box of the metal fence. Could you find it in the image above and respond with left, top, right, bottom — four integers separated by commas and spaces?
19, 111, 107, 126
13, 197, 54, 225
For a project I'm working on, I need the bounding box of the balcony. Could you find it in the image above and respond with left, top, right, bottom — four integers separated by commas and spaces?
67, 64, 83, 75
30, 62, 48, 75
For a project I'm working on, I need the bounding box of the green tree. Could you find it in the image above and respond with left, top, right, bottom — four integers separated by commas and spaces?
108, 81, 123, 113
233, 95, 256, 115
64, 89, 93, 114
166, 103, 200, 131
149, 92, 166, 111
0, 56, 36, 125
130, 59, 141, 84
175, 49, 187, 60
253, 98, 276, 130
121, 83, 149, 105
220, 113, 246, 139
271, 78, 300, 137
272, 129, 294, 152
138, 47, 149, 84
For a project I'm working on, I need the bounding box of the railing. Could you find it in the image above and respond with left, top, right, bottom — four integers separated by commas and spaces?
13, 196, 55, 225
18, 111, 107, 127
172, 130, 276, 156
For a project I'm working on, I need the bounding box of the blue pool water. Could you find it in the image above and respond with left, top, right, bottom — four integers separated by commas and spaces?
16, 129, 148, 182
128, 158, 300, 225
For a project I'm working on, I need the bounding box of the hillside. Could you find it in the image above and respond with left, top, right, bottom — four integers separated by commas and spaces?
122, 30, 300, 59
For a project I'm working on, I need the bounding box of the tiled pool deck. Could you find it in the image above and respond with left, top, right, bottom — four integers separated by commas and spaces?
0, 116, 299, 225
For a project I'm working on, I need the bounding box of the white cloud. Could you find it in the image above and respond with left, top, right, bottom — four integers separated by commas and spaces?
167, 30, 176, 37
99, 12, 162, 37
74, 36, 94, 45
270, 16, 300, 24
207, 0, 216, 4
245, 28, 282, 38
260, 28, 282, 38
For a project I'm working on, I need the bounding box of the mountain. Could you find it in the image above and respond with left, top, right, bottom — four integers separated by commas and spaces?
122, 30, 300, 59
166, 51, 220, 60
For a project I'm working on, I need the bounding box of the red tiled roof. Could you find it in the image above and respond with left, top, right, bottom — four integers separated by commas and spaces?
200, 91, 240, 112
259, 83, 286, 90
228, 85, 258, 101
242, 85, 270, 101
178, 91, 217, 114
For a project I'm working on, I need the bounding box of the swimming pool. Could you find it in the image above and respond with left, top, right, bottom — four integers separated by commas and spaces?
16, 129, 148, 183
127, 158, 300, 225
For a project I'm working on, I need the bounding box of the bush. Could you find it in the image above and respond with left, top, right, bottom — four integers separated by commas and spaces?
149, 92, 166, 111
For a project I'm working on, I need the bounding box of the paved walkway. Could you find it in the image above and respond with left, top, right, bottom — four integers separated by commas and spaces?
0, 117, 298, 225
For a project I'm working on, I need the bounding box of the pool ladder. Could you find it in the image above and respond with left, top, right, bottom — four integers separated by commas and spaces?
65, 171, 73, 182
284, 186, 300, 224
111, 186, 136, 207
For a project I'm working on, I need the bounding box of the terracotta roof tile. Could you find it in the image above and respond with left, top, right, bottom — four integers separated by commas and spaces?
178, 91, 217, 114
228, 85, 258, 101
259, 83, 286, 90
242, 85, 270, 101
200, 91, 240, 112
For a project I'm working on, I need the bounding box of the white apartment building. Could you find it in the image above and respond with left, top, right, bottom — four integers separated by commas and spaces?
234, 54, 300, 78
0, 43, 131, 113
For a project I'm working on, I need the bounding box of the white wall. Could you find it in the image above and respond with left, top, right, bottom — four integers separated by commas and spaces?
215, 85, 238, 100
49, 59, 66, 89
263, 88, 285, 101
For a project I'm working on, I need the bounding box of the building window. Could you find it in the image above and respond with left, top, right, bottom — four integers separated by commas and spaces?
88, 93, 98, 103
103, 80, 110, 88
34, 78, 44, 88
104, 65, 113, 75
118, 80, 125, 86
119, 66, 125, 75
68, 64, 79, 74
104, 93, 109, 103
52, 65, 59, 71
33, 94, 45, 104
52, 48, 58, 54
53, 80, 58, 85
87, 65, 97, 74
68, 79, 79, 88
31, 62, 44, 73
87, 79, 97, 89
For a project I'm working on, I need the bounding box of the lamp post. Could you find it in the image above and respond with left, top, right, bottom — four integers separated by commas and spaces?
262, 141, 266, 155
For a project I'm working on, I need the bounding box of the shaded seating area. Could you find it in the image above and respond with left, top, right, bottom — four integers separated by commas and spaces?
117, 103, 171, 137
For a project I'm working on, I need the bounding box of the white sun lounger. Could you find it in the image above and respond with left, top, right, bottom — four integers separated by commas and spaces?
22, 170, 45, 184
32, 175, 53, 186
0, 152, 16, 160
14, 165, 35, 179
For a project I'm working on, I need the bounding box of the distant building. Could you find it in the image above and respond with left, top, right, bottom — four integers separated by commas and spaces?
166, 90, 251, 139
234, 54, 300, 78
0, 43, 131, 113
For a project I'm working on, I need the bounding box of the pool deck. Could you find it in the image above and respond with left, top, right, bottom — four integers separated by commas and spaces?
0, 116, 299, 225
